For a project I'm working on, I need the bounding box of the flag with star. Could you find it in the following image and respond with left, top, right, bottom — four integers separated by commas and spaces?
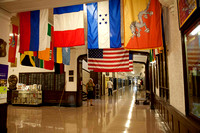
88, 48, 132, 72
87, 0, 121, 49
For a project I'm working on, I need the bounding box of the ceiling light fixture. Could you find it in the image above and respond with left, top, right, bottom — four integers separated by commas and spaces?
190, 25, 200, 36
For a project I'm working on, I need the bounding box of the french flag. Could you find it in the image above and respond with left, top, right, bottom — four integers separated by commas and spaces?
54, 5, 85, 47
19, 9, 49, 53
87, 0, 121, 49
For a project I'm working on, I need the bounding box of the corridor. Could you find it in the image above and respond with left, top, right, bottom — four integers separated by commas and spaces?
7, 86, 167, 133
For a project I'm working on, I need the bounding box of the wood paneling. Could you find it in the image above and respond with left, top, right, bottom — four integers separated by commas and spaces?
0, 103, 7, 133
43, 91, 77, 107
155, 96, 200, 133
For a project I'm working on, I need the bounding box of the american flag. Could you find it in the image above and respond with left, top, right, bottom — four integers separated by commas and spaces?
129, 52, 133, 71
88, 48, 133, 72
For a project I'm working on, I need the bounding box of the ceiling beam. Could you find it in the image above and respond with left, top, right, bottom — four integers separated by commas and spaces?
133, 61, 146, 65
130, 51, 149, 56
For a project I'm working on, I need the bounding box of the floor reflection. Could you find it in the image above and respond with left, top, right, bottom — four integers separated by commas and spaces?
7, 85, 166, 133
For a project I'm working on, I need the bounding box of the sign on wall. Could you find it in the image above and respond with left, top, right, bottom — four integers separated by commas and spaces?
0, 64, 8, 104
0, 64, 8, 80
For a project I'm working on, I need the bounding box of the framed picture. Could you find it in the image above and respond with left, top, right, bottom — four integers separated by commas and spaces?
69, 70, 74, 75
69, 77, 74, 82
178, 0, 197, 28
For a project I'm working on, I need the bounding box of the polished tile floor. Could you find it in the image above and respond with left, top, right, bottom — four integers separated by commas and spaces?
7, 86, 167, 133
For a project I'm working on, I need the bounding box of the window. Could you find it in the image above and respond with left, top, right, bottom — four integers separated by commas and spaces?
184, 23, 200, 119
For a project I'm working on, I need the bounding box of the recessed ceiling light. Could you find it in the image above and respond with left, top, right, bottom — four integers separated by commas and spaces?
190, 25, 200, 36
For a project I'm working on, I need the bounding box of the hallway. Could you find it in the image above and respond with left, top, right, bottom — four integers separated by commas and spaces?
7, 86, 166, 133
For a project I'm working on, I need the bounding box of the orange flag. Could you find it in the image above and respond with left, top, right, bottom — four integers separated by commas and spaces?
124, 0, 163, 50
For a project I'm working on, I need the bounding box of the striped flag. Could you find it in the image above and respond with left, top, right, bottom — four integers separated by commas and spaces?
38, 23, 52, 61
88, 48, 130, 72
35, 53, 44, 68
53, 47, 70, 65
19, 9, 48, 52
129, 52, 133, 71
44, 26, 55, 70
87, 0, 121, 49
54, 5, 85, 47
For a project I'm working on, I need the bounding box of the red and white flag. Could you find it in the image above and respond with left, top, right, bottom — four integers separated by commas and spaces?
53, 5, 85, 47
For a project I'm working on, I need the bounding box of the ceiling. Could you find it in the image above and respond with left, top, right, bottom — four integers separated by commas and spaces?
0, 0, 105, 13
123, 63, 145, 77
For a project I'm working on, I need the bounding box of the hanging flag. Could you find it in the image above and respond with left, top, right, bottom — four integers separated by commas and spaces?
153, 49, 156, 61
35, 53, 44, 68
129, 52, 133, 71
8, 24, 18, 63
54, 4, 85, 47
20, 52, 36, 67
55, 63, 64, 74
124, 0, 163, 50
53, 47, 62, 63
87, 0, 121, 49
19, 9, 48, 52
53, 47, 70, 65
44, 50, 54, 70
62, 47, 70, 65
44, 26, 55, 70
88, 48, 130, 72
38, 23, 52, 61
150, 49, 153, 62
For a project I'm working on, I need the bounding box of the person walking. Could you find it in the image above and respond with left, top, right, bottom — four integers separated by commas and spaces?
107, 79, 113, 96
86, 78, 95, 106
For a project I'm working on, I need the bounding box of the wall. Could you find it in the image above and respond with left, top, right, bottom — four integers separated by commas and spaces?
65, 46, 87, 91
0, 9, 11, 65
163, 3, 185, 114
0, 9, 11, 104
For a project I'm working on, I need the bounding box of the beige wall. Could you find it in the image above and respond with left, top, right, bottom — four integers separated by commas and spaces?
0, 9, 11, 65
163, 3, 185, 114
65, 46, 87, 91
0, 9, 11, 103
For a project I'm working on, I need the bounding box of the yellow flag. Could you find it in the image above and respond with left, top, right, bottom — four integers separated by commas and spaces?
124, 0, 163, 50
56, 47, 62, 63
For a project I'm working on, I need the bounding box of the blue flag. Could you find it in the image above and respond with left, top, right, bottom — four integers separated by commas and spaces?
87, 0, 121, 49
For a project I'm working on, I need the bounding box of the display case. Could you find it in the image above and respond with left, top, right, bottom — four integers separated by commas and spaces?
12, 90, 42, 105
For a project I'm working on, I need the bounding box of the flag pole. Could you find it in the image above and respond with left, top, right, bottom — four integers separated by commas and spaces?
59, 80, 67, 107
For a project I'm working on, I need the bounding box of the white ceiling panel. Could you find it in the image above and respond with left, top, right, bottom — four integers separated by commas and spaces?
0, 0, 106, 13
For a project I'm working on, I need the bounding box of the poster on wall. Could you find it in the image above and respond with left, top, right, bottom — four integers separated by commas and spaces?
0, 64, 8, 104
178, 0, 197, 28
